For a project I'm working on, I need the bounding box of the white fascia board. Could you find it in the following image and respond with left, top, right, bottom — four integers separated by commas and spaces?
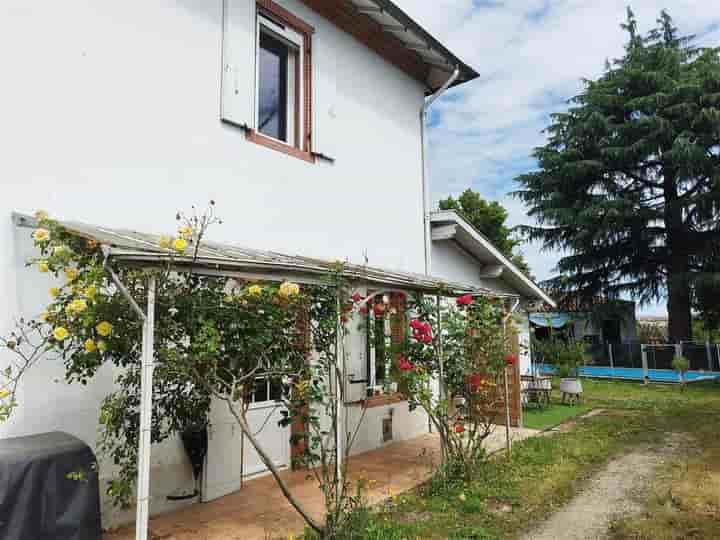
430, 210, 557, 308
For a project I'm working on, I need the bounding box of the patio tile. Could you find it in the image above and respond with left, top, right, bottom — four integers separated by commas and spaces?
104, 427, 537, 540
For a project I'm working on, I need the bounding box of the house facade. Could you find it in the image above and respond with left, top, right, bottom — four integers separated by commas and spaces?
0, 0, 480, 529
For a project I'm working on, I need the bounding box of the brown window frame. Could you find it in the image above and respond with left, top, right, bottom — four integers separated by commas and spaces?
249, 0, 315, 163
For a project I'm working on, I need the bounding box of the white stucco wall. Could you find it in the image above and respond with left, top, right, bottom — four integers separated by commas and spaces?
0, 0, 427, 528
431, 241, 518, 295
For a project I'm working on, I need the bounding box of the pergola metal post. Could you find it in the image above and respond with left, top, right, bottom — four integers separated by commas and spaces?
436, 295, 445, 463
335, 296, 343, 498
136, 276, 156, 540
641, 344, 649, 383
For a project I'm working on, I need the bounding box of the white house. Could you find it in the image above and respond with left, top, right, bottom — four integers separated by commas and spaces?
0, 0, 492, 530
429, 210, 556, 376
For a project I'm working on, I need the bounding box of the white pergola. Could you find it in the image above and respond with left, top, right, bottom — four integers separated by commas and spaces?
13, 213, 521, 540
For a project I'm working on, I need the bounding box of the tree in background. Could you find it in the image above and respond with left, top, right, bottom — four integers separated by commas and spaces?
439, 189, 534, 278
514, 9, 720, 342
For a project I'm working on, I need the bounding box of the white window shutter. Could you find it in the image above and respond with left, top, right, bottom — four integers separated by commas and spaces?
312, 32, 338, 161
221, 0, 255, 128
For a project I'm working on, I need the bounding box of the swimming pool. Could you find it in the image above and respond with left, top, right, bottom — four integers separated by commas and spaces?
536, 364, 720, 383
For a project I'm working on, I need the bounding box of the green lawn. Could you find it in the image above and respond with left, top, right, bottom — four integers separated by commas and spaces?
522, 402, 592, 430
303, 379, 720, 540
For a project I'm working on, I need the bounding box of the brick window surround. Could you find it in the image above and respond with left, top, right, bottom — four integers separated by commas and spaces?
250, 0, 315, 163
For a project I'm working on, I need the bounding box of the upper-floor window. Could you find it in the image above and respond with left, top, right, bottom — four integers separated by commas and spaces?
247, 1, 314, 162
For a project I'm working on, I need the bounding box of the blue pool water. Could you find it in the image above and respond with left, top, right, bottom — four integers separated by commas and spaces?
537, 364, 720, 383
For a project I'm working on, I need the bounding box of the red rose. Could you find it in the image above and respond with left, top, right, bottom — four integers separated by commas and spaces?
351, 292, 363, 303
456, 294, 473, 306
422, 322, 432, 334
466, 373, 486, 393
372, 303, 386, 317
359, 306, 368, 315
409, 319, 422, 330
422, 334, 433, 344
395, 292, 406, 300
398, 356, 414, 372
454, 423, 466, 434
505, 354, 518, 366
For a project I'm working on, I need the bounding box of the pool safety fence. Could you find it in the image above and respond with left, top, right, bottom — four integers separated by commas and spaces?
532, 341, 720, 383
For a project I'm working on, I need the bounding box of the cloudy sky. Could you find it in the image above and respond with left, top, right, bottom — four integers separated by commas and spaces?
393, 0, 720, 315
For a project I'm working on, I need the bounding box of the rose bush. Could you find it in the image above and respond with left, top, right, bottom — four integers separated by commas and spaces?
394, 293, 513, 481
0, 207, 371, 538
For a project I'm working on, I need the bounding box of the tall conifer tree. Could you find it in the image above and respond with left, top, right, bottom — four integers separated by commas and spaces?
515, 9, 720, 341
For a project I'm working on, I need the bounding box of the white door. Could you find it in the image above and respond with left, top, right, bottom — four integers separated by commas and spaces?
202, 378, 290, 502
243, 377, 290, 477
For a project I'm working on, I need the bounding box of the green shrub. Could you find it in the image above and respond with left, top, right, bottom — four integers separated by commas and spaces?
672, 355, 690, 375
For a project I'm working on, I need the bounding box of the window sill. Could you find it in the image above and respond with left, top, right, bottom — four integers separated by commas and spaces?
246, 131, 315, 163
362, 393, 406, 409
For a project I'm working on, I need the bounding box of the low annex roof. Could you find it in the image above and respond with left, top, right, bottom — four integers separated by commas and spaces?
13, 213, 518, 298
430, 210, 556, 307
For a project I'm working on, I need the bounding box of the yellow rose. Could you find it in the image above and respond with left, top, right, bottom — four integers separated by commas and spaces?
66, 299, 88, 315
158, 235, 171, 249
53, 327, 69, 341
172, 238, 188, 252
34, 210, 49, 222
96, 321, 113, 337
97, 340, 108, 353
53, 245, 67, 256
40, 311, 50, 322
83, 285, 98, 300
32, 228, 50, 243
247, 284, 263, 296
278, 281, 300, 298
64, 267, 79, 283
49, 287, 61, 298
177, 225, 193, 239
0, 389, 10, 399
37, 261, 50, 273
84, 339, 97, 353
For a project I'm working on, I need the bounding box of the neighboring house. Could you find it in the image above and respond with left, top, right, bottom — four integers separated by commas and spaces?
530, 297, 638, 345
0, 0, 482, 529
429, 211, 556, 376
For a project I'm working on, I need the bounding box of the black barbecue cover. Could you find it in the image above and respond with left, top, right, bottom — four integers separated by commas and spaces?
0, 431, 102, 540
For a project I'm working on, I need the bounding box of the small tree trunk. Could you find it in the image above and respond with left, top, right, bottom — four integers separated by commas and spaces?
223, 400, 324, 535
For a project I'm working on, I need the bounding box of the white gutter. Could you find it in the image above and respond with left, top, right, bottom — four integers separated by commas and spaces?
421, 66, 460, 275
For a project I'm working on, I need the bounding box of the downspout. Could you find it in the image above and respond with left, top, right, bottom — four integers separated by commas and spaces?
421, 66, 461, 275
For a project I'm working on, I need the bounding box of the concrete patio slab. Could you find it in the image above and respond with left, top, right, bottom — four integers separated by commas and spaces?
105, 426, 538, 540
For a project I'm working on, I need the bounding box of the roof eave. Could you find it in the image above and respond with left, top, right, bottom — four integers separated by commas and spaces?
430, 210, 557, 308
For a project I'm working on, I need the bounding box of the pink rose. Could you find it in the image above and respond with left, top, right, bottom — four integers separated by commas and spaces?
456, 294, 473, 306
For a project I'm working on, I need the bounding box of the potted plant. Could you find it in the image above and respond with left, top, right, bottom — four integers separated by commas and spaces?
535, 337, 585, 403
557, 340, 586, 402
672, 355, 690, 389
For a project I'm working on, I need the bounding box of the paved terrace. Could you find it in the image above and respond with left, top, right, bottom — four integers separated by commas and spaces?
105, 427, 538, 540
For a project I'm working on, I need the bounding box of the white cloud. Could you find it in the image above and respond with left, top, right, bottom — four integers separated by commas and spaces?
394, 0, 720, 314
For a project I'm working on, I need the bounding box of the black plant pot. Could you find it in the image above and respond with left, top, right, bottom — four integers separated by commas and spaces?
167, 424, 208, 501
